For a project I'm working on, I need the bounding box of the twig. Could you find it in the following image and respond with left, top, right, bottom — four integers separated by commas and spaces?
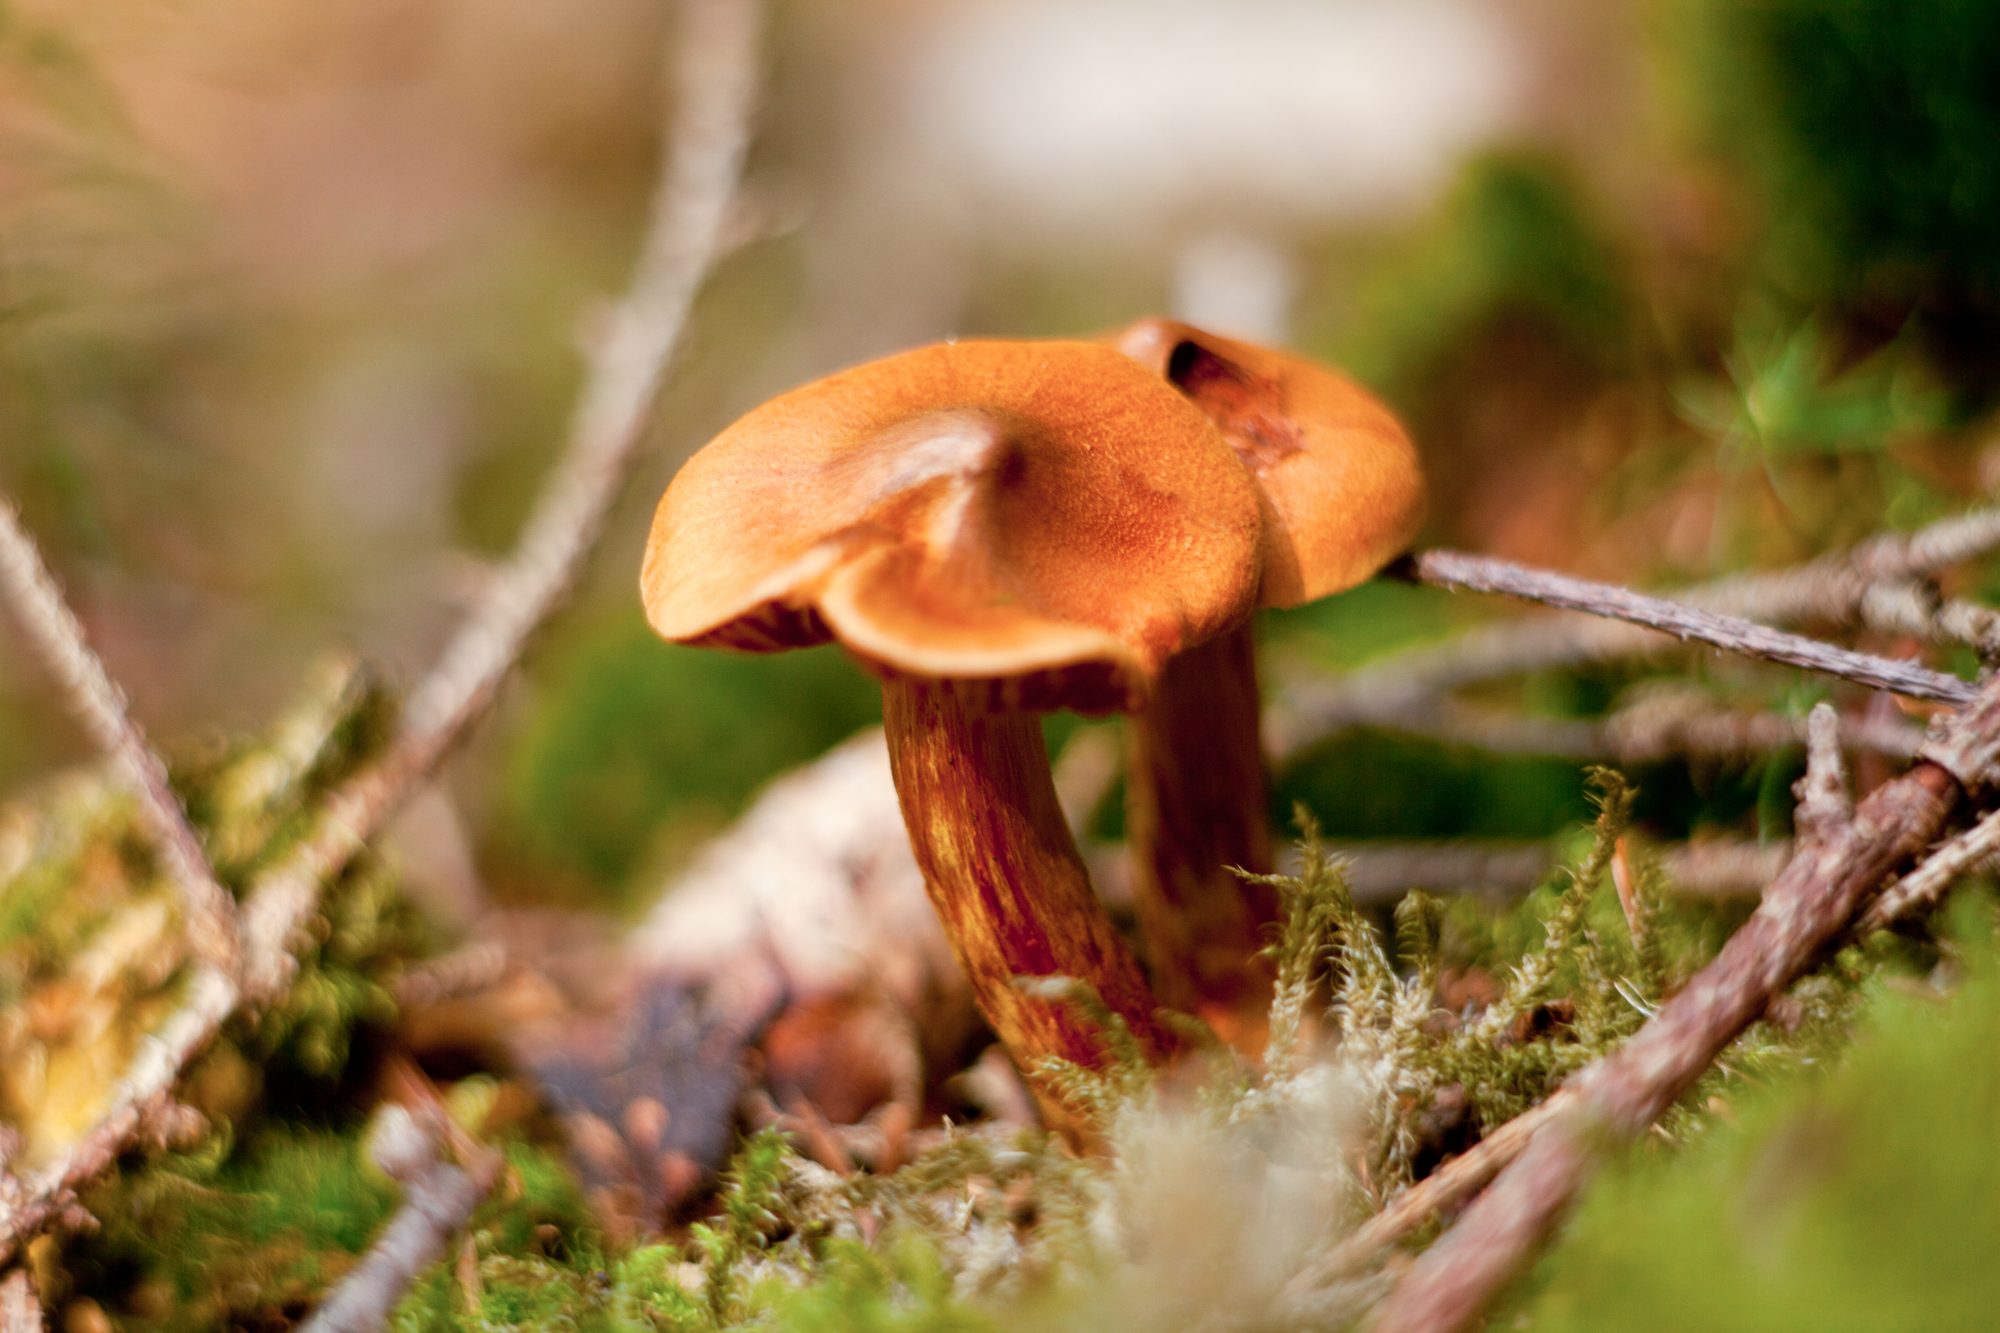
0, 499, 240, 971
396, 0, 757, 747
1857, 579, 2000, 660
301, 1107, 502, 1333
0, 0, 762, 1263
1860, 805, 2000, 932
1398, 550, 1974, 706
1285, 1092, 1572, 1304
1791, 702, 1852, 849
1280, 507, 2000, 738
0, 1269, 41, 1332
1364, 680, 2000, 1333
1270, 688, 1922, 769
392, 940, 511, 1011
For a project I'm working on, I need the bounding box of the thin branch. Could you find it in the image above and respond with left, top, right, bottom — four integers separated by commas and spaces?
301, 1104, 502, 1333
1857, 579, 2000, 660
1286, 1092, 1572, 1304
0, 499, 240, 971
301, 1155, 495, 1333
1860, 804, 2000, 932
1399, 549, 1973, 706
397, 0, 758, 747
0, 1268, 42, 1333
1280, 507, 2000, 737
0, 0, 762, 1263
1365, 681, 2000, 1333
1791, 702, 1852, 849
1270, 687, 1922, 769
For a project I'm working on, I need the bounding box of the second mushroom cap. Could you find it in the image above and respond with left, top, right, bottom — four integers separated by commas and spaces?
1112, 318, 1426, 608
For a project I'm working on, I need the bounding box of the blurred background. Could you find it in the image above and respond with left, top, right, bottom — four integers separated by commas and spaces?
2, 0, 1997, 917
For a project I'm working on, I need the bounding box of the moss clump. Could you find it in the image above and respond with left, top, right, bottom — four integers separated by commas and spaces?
502, 617, 880, 900
61, 1127, 397, 1330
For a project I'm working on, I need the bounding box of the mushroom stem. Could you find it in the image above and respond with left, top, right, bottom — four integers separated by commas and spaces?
880, 677, 1178, 1107
1125, 620, 1278, 1043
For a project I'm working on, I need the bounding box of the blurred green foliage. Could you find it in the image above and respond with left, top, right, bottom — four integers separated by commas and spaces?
1323, 153, 1631, 394
1670, 0, 2000, 317
505, 615, 879, 898
1677, 318, 1948, 460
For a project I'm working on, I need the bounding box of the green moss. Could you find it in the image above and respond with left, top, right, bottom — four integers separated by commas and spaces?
70, 1126, 395, 1330
503, 615, 880, 898
756, 1236, 999, 1333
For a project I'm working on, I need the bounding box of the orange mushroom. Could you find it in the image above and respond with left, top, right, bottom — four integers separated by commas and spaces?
641, 339, 1265, 1114
1109, 317, 1427, 1039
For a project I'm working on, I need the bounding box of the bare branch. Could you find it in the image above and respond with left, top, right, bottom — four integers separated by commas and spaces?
0, 1268, 42, 1333
1270, 686, 1922, 770
1861, 804, 2000, 932
1286, 1092, 1571, 1304
1281, 507, 2000, 737
0, 0, 763, 1262
0, 499, 239, 971
0, 964, 237, 1259
1857, 579, 2000, 660
1365, 682, 2000, 1333
397, 0, 760, 747
1791, 702, 1852, 850
1400, 550, 1973, 706
301, 1108, 501, 1333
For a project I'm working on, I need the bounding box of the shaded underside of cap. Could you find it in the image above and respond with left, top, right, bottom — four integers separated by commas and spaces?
1113, 318, 1427, 609
641, 339, 1263, 711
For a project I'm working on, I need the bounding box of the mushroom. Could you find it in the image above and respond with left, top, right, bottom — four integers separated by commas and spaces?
640, 339, 1265, 1115
1109, 317, 1427, 1039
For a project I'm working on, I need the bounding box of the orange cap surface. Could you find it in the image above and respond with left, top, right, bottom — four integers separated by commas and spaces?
641, 339, 1263, 711
1112, 319, 1426, 607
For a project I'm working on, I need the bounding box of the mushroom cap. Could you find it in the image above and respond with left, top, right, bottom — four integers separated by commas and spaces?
641, 339, 1263, 712
1112, 318, 1426, 608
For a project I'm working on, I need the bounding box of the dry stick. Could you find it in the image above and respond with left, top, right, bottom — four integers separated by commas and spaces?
1858, 579, 2000, 660
0, 500, 240, 971
300, 1155, 496, 1333
300, 1111, 502, 1333
1285, 1092, 1573, 1303
1861, 804, 2000, 932
1364, 681, 2000, 1333
1401, 549, 1974, 707
0, 964, 238, 1261
1792, 702, 1852, 848
0, 1269, 41, 1333
0, 0, 761, 1265
1277, 507, 2000, 742
1316, 692, 1922, 768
